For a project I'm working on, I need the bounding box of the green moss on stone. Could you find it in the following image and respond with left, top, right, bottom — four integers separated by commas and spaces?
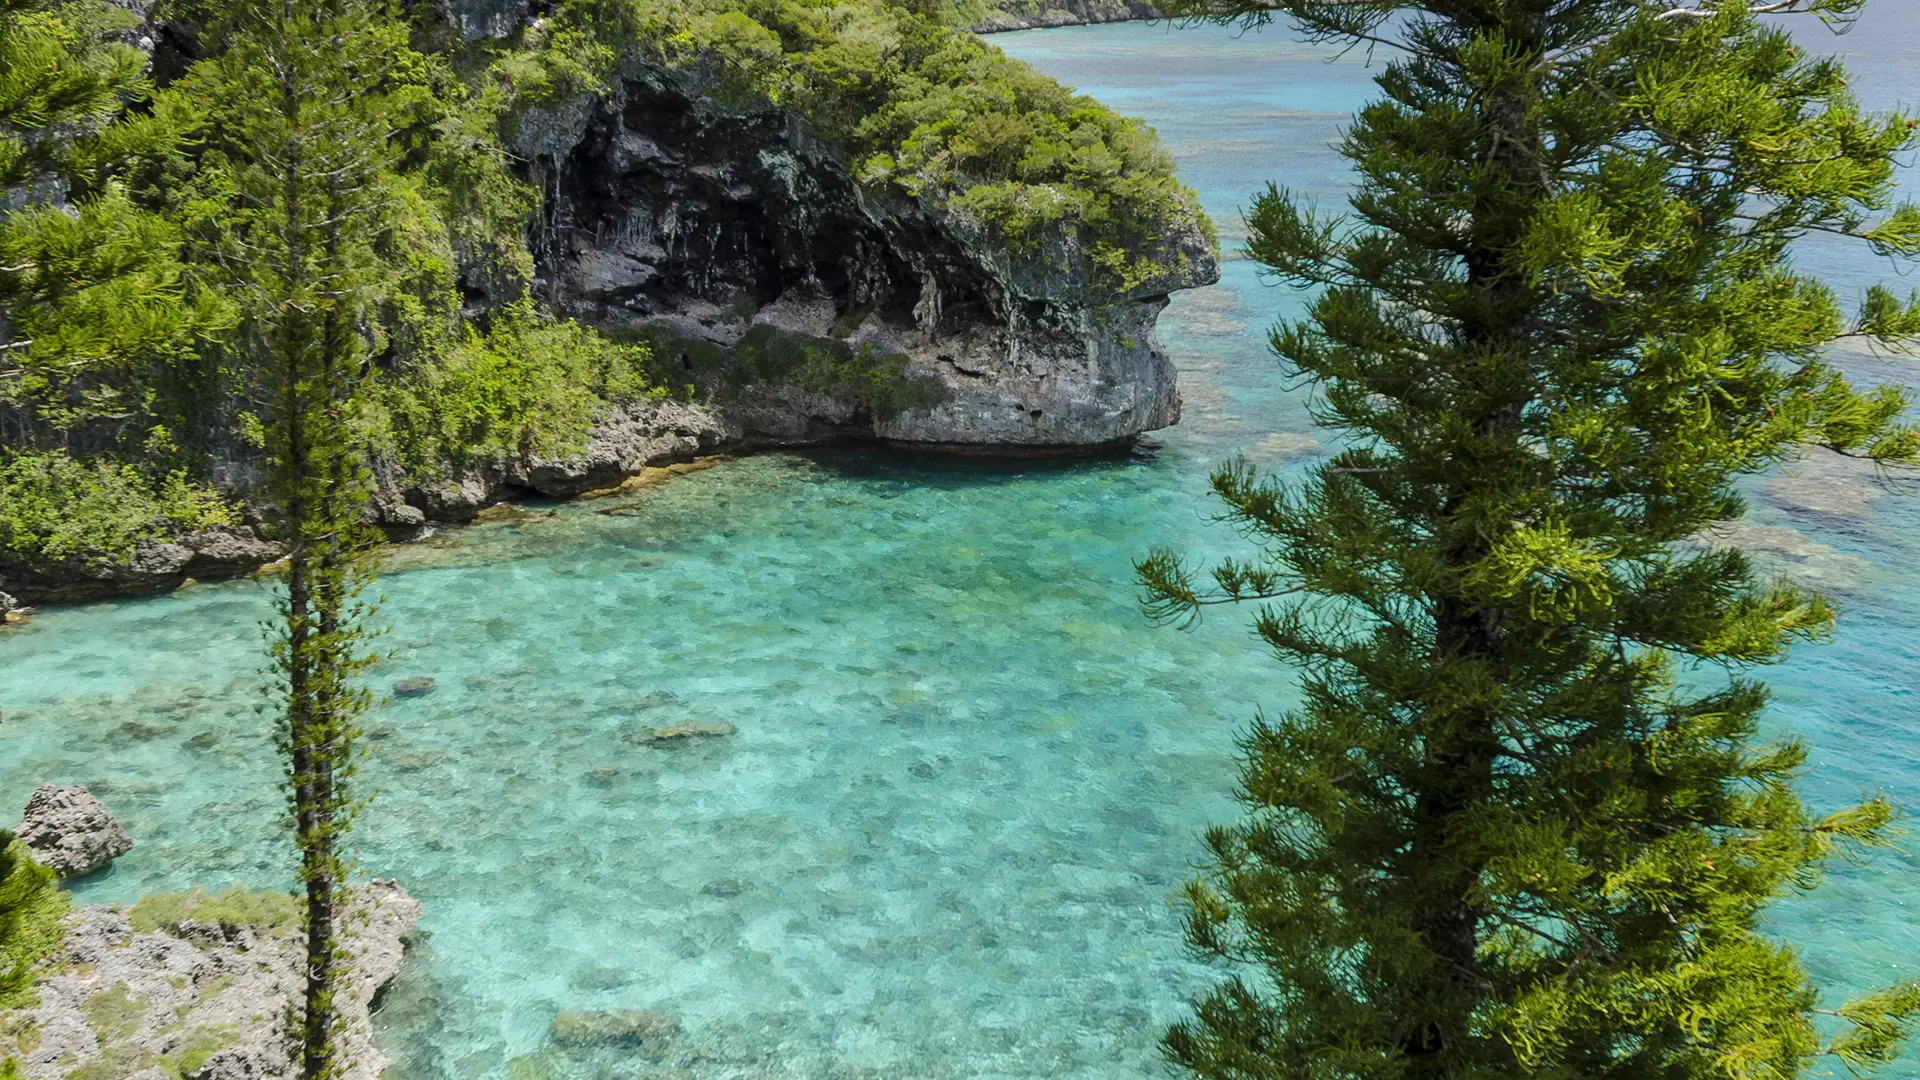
0, 835, 69, 1012
127, 887, 300, 936
640, 323, 949, 422
161, 1026, 238, 1079
65, 1043, 153, 1080
79, 983, 146, 1044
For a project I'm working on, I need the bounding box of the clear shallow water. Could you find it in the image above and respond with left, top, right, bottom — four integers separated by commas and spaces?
4, 17, 1920, 1080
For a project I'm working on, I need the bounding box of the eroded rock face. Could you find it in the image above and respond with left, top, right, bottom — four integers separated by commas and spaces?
11, 784, 133, 878
0, 526, 288, 606
969, 0, 1162, 33
524, 60, 1216, 453
441, 0, 530, 40
9, 881, 421, 1080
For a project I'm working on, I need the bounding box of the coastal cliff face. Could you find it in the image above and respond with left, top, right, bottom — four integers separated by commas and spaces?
518, 60, 1212, 453
968, 0, 1162, 33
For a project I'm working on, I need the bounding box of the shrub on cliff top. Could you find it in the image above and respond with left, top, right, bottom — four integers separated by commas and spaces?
0, 450, 235, 569
362, 302, 663, 473
0, 831, 69, 1013
126, 886, 300, 936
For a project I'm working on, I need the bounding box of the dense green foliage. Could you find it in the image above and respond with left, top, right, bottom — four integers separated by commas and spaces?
127, 886, 301, 935
0, 451, 235, 565
0, 0, 652, 576
1, 0, 1197, 580
365, 304, 663, 473
0, 831, 67, 1013
0, 0, 239, 571
1138, 0, 1920, 1078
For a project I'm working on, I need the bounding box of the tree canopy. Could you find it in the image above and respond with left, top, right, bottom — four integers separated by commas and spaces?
1139, 0, 1920, 1077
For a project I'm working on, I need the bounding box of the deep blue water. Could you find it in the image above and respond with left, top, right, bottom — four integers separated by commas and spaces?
3, 15, 1919, 1079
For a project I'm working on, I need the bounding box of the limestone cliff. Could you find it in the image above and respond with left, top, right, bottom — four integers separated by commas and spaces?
968, 0, 1163, 33
514, 58, 1214, 454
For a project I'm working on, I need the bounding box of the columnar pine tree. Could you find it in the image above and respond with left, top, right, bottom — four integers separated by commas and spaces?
1138, 0, 1920, 1077
206, 2, 411, 1076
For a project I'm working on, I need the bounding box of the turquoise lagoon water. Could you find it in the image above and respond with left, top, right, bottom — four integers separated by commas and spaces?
4, 17, 1920, 1079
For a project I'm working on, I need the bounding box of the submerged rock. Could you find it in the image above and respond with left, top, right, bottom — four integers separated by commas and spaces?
550, 1008, 680, 1047
567, 964, 634, 991
626, 721, 736, 744
8, 880, 421, 1080
393, 676, 437, 697
11, 783, 133, 877
386, 749, 447, 771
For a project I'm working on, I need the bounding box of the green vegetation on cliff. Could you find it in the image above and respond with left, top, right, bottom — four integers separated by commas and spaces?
0, 0, 1200, 586
127, 886, 300, 936
510, 0, 1207, 290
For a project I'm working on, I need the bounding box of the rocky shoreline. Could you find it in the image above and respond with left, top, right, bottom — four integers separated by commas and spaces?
0, 393, 1130, 608
969, 0, 1163, 33
6, 884, 421, 1080
2, 788, 421, 1080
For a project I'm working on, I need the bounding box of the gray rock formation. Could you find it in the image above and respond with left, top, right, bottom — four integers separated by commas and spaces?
362, 398, 740, 526
969, 0, 1162, 33
0, 16, 1217, 607
0, 526, 288, 606
525, 60, 1216, 454
7, 880, 421, 1080
11, 784, 133, 877
625, 721, 736, 744
439, 0, 529, 39
550, 1008, 681, 1048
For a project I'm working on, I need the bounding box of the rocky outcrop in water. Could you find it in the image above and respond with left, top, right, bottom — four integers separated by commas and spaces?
7, 881, 420, 1080
0, 527, 290, 608
434, 0, 1216, 455
968, 0, 1163, 33
517, 59, 1214, 454
11, 784, 133, 878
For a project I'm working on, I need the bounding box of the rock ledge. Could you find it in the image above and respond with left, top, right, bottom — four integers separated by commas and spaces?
7, 881, 421, 1080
